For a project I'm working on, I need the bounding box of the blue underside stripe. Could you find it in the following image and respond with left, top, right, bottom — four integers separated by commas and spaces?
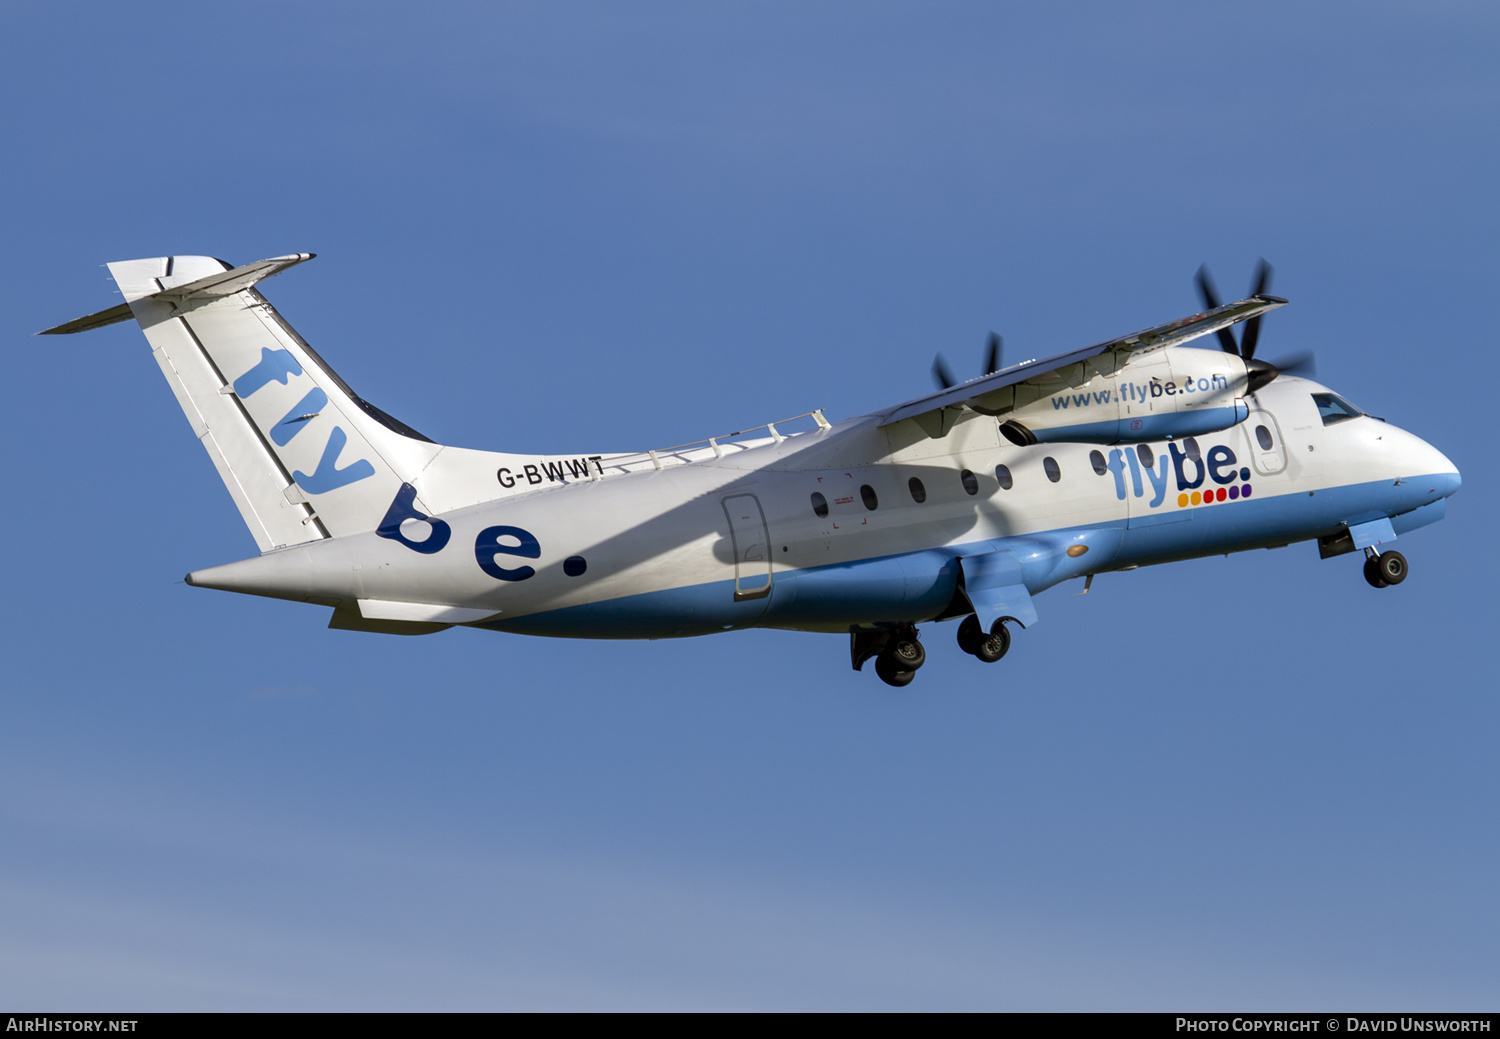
479, 473, 1457, 639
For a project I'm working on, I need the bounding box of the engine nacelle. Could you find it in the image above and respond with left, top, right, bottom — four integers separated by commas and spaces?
970, 345, 1251, 445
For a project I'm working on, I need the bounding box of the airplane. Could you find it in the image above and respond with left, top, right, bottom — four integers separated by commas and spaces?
41, 254, 1461, 687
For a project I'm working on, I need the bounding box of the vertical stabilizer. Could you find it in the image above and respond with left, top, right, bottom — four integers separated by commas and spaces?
54, 254, 449, 551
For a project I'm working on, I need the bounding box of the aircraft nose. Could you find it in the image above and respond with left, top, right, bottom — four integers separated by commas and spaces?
1411, 438, 1460, 499
1430, 469, 1462, 498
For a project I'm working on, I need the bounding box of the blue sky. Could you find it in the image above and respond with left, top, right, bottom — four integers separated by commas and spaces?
1, 1, 1496, 1009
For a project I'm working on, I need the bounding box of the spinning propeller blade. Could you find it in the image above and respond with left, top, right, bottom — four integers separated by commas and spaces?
984, 332, 1002, 376
1239, 259, 1273, 361
1195, 266, 1241, 355
1195, 259, 1310, 392
932, 332, 1005, 390
931, 353, 957, 390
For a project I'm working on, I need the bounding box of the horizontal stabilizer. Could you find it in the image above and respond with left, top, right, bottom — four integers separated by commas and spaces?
151, 253, 315, 305
37, 253, 316, 334
37, 302, 135, 336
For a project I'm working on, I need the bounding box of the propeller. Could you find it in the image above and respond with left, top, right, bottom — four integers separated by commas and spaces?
932, 332, 1004, 390
1194, 259, 1311, 393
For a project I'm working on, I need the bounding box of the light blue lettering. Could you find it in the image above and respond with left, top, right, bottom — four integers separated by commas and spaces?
269, 387, 328, 446
1106, 449, 1128, 500
232, 347, 303, 398
1144, 455, 1171, 507
1123, 445, 1143, 498
292, 426, 376, 494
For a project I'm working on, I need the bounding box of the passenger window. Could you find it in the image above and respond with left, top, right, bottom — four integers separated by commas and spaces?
860, 484, 879, 510
1182, 437, 1201, 461
1312, 392, 1362, 425
1089, 450, 1107, 476
1256, 424, 1274, 450
908, 477, 927, 503
1043, 456, 1061, 483
1136, 444, 1154, 468
811, 492, 828, 518
960, 469, 978, 495
995, 464, 1013, 490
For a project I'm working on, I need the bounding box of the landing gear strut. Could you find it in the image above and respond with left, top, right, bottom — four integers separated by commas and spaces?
957, 614, 1011, 663
1363, 548, 1408, 588
851, 624, 927, 687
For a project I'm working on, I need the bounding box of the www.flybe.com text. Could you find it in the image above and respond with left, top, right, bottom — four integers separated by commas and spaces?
1053, 373, 1230, 410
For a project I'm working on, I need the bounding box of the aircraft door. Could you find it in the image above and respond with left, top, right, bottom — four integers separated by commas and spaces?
721, 494, 772, 601
1244, 410, 1287, 475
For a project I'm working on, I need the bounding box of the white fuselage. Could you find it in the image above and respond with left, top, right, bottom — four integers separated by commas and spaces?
188, 374, 1460, 639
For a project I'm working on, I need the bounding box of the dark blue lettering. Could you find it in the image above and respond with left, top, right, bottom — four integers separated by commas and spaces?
1170, 440, 1204, 490
475, 525, 540, 582
1207, 445, 1239, 485
376, 483, 452, 555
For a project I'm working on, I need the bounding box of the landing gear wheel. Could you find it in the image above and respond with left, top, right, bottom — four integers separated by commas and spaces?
1377, 550, 1408, 585
974, 620, 1011, 664
1363, 556, 1389, 588
957, 615, 983, 655
874, 652, 916, 687
888, 637, 925, 671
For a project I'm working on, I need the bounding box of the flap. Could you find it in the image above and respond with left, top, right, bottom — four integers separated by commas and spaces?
879, 293, 1285, 429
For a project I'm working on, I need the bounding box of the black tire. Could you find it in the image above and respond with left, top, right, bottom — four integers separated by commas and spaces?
874, 652, 916, 687
1364, 556, 1389, 588
974, 621, 1011, 664
1378, 550, 1408, 585
956, 615, 983, 655
889, 637, 926, 671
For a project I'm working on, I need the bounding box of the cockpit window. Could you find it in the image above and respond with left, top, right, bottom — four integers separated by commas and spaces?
1312, 392, 1362, 425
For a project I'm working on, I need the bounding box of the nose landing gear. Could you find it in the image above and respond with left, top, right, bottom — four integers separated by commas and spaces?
1363, 548, 1408, 588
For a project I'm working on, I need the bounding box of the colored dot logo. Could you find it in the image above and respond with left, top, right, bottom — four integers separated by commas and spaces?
1178, 481, 1252, 507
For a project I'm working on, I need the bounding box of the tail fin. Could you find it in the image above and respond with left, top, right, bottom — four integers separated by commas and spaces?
45, 254, 445, 551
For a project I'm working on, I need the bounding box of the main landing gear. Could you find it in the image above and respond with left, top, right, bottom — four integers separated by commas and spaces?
1363, 548, 1408, 588
852, 615, 1017, 687
852, 624, 927, 687
957, 614, 1011, 663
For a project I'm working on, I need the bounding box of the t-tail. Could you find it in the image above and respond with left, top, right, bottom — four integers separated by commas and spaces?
40, 254, 577, 553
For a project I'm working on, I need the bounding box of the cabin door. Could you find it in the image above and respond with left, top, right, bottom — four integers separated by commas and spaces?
721, 494, 773, 601
1244, 410, 1287, 475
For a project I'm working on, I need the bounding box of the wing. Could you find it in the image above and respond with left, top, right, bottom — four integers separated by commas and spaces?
878, 293, 1286, 428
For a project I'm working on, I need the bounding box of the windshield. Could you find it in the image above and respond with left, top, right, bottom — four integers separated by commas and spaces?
1312, 392, 1363, 425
